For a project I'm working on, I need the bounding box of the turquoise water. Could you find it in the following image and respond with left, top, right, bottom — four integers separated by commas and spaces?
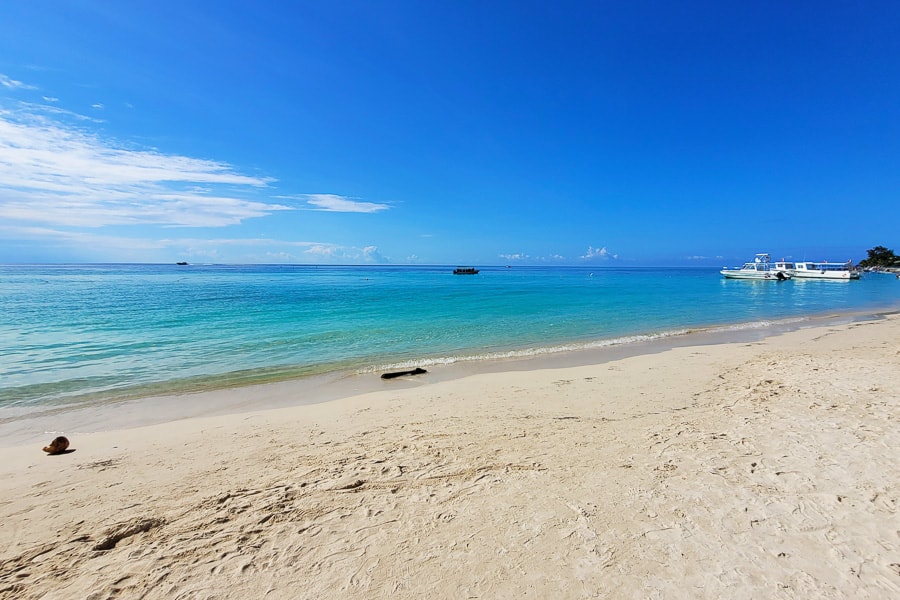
2, 264, 899, 410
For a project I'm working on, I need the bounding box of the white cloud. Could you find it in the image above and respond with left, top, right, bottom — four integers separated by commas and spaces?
0, 109, 286, 227
362, 245, 386, 262
14, 100, 104, 122
581, 246, 618, 260
302, 194, 390, 213
303, 244, 390, 263
0, 73, 36, 90
499, 252, 529, 261
91, 103, 104, 110
304, 244, 341, 258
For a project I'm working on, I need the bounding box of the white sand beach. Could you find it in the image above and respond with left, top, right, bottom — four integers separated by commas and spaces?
1, 315, 898, 599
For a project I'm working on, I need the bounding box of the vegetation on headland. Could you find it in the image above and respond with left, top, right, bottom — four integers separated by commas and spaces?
858, 245, 900, 269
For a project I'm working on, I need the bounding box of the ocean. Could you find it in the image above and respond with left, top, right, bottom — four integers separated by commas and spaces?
2, 263, 899, 415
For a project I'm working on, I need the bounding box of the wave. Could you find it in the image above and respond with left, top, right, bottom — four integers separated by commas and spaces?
360, 327, 698, 373
361, 315, 822, 374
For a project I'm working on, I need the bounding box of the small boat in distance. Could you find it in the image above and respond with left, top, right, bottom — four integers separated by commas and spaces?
176, 261, 188, 265
453, 266, 479, 275
720, 254, 791, 280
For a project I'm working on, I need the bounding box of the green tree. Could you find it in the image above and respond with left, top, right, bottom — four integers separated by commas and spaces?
858, 245, 899, 268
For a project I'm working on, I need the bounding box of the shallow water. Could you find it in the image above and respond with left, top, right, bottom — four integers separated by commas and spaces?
2, 264, 899, 411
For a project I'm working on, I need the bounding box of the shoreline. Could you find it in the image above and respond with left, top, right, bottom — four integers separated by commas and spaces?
5, 263, 898, 421
1, 312, 898, 598
1, 307, 894, 448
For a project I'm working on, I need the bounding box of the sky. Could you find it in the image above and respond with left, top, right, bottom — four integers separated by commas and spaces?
1, 1, 898, 266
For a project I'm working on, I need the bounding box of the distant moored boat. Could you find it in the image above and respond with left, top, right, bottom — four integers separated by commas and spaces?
453, 266, 479, 275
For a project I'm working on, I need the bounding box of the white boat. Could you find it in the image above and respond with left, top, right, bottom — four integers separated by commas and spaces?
790, 261, 860, 280
772, 259, 795, 274
771, 258, 861, 280
720, 254, 791, 280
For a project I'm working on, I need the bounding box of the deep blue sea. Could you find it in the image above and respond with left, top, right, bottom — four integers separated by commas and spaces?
2, 264, 899, 412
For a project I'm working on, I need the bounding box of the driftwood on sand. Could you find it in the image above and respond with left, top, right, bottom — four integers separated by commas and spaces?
380, 367, 427, 379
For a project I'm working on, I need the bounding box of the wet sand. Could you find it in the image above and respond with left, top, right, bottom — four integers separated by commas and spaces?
1, 314, 898, 599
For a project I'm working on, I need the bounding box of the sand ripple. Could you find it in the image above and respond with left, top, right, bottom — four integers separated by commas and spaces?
1, 317, 898, 599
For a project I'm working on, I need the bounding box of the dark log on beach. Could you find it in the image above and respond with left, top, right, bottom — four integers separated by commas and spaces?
380, 367, 427, 379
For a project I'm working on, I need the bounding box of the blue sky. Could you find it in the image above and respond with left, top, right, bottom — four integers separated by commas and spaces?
1, 1, 898, 266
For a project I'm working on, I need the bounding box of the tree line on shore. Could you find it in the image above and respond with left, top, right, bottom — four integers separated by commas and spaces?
857, 245, 899, 269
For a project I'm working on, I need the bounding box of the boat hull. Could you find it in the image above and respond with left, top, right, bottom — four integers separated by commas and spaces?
792, 272, 855, 280
720, 270, 790, 280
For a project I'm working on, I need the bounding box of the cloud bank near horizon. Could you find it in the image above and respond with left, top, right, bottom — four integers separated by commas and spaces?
0, 107, 287, 228
0, 97, 391, 230
0, 89, 394, 262
0, 75, 609, 265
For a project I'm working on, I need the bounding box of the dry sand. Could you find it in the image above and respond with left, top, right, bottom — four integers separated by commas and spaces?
1, 315, 898, 599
